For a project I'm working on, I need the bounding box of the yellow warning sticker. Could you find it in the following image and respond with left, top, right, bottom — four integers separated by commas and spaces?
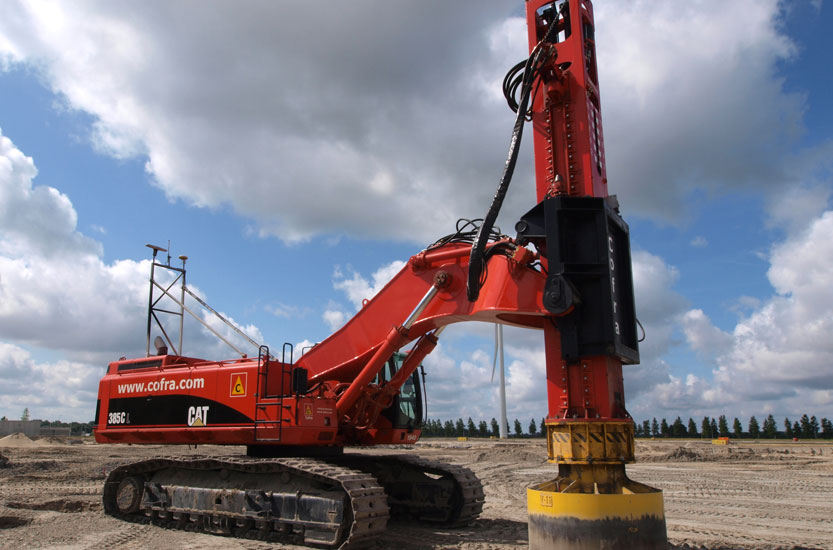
231, 372, 247, 397
304, 403, 314, 420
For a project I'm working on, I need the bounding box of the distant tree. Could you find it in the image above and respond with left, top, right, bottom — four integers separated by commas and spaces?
455, 418, 465, 437
642, 420, 650, 436
784, 418, 793, 438
671, 417, 686, 438
422, 419, 434, 436
800, 414, 811, 438
466, 418, 477, 437
635, 423, 643, 437
0, 416, 7, 422
793, 421, 801, 436
687, 418, 698, 437
763, 415, 777, 438
443, 420, 455, 437
21, 408, 30, 421
432, 419, 443, 436
748, 416, 760, 438
491, 418, 500, 437
821, 418, 833, 438
651, 418, 659, 437
478, 420, 489, 437
732, 418, 743, 438
528, 418, 537, 436
513, 419, 523, 437
540, 418, 546, 437
710, 419, 718, 438
718, 415, 729, 437
660, 418, 670, 437
701, 417, 711, 438
809, 416, 819, 438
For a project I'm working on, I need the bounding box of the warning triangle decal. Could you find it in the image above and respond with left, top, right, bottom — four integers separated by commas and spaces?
191, 418, 204, 427
232, 376, 245, 395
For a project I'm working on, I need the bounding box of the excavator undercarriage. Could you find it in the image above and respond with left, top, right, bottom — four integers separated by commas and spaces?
103, 455, 483, 549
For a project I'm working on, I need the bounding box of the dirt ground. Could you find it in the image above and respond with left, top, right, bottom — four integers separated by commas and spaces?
1, 434, 831, 550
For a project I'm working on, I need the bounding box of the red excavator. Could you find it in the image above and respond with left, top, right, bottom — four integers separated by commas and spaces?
95, 2, 667, 549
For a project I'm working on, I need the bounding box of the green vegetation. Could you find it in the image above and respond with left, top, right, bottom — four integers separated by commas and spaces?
632, 413, 833, 439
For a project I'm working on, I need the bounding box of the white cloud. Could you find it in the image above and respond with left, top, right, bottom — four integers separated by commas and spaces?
333, 260, 406, 310
0, 1, 525, 244
690, 236, 708, 248
765, 180, 832, 236
596, 0, 806, 220
266, 303, 305, 320
632, 210, 833, 419
322, 307, 348, 332
681, 309, 733, 359
723, 211, 833, 392
0, 129, 266, 420
0, 130, 146, 358
0, 0, 816, 244
630, 250, 688, 369
623, 253, 690, 410
0, 342, 100, 421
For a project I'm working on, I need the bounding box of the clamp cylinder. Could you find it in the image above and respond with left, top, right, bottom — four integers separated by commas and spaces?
527, 475, 666, 550
528, 421, 666, 550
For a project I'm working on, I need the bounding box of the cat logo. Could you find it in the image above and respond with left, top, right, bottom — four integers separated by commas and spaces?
231, 372, 247, 397
187, 406, 209, 427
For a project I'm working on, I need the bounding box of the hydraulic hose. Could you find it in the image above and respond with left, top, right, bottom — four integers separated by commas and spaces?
466, 29, 558, 302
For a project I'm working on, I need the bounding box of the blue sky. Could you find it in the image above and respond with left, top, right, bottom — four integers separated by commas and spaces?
1, 1, 831, 427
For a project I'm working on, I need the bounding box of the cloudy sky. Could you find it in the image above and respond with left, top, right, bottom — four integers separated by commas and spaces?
1, 1, 831, 428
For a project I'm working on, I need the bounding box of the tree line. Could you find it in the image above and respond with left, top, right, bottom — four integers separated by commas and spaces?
420, 413, 833, 439
421, 417, 548, 438
636, 414, 833, 439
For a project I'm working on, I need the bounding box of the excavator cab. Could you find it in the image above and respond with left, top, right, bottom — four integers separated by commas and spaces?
375, 352, 424, 431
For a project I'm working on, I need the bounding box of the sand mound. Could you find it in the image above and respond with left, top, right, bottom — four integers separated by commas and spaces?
664, 447, 705, 461
0, 432, 60, 447
0, 432, 38, 448
641, 446, 709, 462
0, 432, 56, 448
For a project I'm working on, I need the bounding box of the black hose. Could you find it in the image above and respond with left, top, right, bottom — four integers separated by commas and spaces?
466, 20, 559, 302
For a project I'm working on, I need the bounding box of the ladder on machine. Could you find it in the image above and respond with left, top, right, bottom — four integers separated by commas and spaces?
253, 343, 293, 442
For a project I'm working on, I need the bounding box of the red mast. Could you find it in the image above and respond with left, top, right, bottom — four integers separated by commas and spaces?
527, 0, 608, 201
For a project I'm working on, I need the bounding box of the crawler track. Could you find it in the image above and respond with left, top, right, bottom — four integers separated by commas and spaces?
102, 457, 388, 549
334, 454, 485, 526
101, 454, 484, 549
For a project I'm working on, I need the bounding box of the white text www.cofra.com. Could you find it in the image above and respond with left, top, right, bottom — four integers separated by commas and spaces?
116, 377, 205, 395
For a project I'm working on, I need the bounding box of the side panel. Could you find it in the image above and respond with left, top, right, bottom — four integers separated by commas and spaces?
94, 356, 339, 446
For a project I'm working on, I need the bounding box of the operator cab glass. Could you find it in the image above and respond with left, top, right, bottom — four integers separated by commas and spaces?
374, 353, 424, 430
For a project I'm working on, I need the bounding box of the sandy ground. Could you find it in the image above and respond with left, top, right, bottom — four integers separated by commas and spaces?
1, 435, 831, 550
